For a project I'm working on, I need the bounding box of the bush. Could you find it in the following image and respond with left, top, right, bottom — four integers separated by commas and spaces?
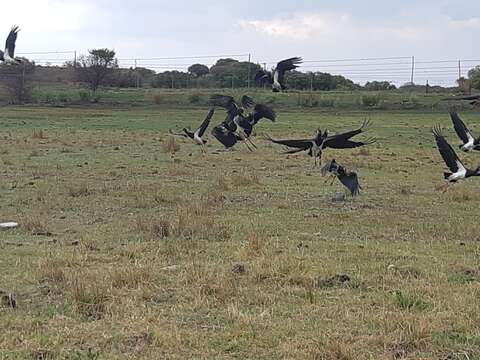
188, 93, 202, 104
78, 90, 91, 103
361, 94, 380, 107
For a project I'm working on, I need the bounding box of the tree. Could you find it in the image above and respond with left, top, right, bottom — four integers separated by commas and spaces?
209, 58, 261, 88
188, 64, 209, 77
468, 66, 480, 90
76, 48, 118, 92
364, 81, 396, 91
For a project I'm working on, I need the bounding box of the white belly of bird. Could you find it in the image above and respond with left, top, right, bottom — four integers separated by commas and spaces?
449, 168, 467, 181
311, 144, 321, 157
193, 133, 203, 145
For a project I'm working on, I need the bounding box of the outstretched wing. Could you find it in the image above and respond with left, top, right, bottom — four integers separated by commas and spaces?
338, 171, 361, 196
432, 126, 464, 173
5, 26, 19, 58
324, 136, 376, 149
330, 120, 371, 141
276, 57, 302, 84
251, 104, 276, 124
254, 69, 272, 85
265, 134, 312, 150
450, 111, 474, 145
197, 108, 215, 137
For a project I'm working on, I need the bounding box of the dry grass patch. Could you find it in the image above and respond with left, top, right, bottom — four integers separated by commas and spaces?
162, 136, 180, 154
232, 174, 260, 187
67, 183, 91, 197
110, 265, 152, 289
68, 274, 111, 320
23, 215, 51, 236
32, 129, 47, 139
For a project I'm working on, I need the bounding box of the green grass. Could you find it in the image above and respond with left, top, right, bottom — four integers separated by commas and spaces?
0, 105, 480, 359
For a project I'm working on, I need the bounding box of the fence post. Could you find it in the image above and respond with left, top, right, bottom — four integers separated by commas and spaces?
410, 56, 415, 84
247, 53, 251, 89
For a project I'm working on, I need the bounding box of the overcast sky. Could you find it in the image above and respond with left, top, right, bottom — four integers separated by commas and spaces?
3, 0, 480, 85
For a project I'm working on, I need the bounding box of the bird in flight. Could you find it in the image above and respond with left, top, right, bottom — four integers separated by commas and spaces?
432, 126, 480, 190
265, 129, 328, 166
266, 120, 375, 166
0, 26, 21, 64
169, 108, 215, 152
255, 57, 302, 92
321, 159, 361, 196
449, 111, 480, 152
211, 100, 276, 151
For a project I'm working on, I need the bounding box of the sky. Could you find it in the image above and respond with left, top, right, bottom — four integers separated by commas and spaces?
2, 0, 480, 85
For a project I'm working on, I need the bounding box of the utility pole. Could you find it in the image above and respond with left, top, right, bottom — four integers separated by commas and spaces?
247, 53, 251, 89
134, 59, 140, 88
458, 60, 462, 80
263, 62, 267, 90
410, 56, 415, 85
73, 51, 77, 68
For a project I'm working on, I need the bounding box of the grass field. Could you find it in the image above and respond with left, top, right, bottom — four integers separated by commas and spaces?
1, 105, 480, 359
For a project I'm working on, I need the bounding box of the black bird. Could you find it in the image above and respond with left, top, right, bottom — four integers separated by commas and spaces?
323, 120, 376, 149
449, 111, 480, 152
212, 103, 277, 151
266, 120, 375, 165
255, 57, 302, 92
210, 94, 254, 123
432, 126, 480, 185
321, 159, 361, 196
169, 108, 214, 151
0, 26, 21, 64
442, 95, 480, 106
266, 129, 328, 166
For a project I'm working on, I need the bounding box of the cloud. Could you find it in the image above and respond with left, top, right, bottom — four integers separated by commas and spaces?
2, 0, 91, 32
239, 13, 351, 41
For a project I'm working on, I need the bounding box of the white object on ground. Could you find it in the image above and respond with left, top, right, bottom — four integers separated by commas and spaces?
0, 222, 19, 230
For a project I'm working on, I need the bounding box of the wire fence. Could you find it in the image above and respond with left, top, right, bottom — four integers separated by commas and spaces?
7, 50, 480, 87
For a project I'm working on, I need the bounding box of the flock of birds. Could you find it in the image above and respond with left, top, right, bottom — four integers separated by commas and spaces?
2, 25, 480, 196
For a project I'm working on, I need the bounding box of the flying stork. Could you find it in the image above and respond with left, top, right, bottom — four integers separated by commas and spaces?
321, 159, 361, 196
449, 111, 480, 152
432, 126, 480, 188
169, 108, 215, 152
265, 129, 329, 166
255, 57, 302, 92
266, 120, 375, 165
0, 26, 21, 64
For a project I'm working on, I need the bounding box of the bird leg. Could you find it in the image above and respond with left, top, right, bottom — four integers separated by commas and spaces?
244, 141, 254, 152
246, 137, 257, 149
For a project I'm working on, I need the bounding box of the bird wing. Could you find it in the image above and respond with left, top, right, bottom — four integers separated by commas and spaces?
276, 57, 302, 84
265, 134, 312, 149
432, 126, 464, 173
254, 70, 272, 85
324, 136, 376, 149
252, 104, 276, 124
196, 108, 215, 137
320, 160, 335, 176
450, 111, 474, 144
338, 171, 361, 196
210, 94, 240, 120
211, 125, 238, 148
330, 119, 371, 141
5, 26, 19, 58
241, 95, 255, 109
